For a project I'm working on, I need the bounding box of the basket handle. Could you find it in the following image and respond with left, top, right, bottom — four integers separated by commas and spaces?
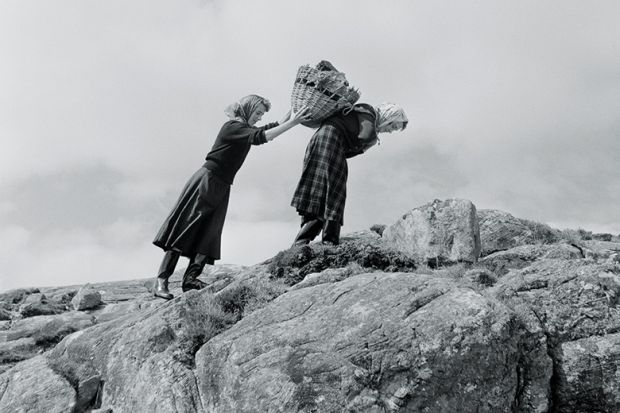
341, 103, 354, 115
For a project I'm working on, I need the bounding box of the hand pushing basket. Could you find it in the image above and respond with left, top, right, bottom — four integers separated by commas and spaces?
291, 60, 360, 127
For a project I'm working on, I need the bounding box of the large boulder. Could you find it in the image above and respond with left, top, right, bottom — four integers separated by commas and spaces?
383, 199, 481, 266
196, 273, 551, 412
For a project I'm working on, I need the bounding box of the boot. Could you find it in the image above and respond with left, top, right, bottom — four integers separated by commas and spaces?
292, 217, 323, 246
154, 277, 174, 300
153, 250, 179, 300
182, 253, 209, 292
322, 220, 341, 245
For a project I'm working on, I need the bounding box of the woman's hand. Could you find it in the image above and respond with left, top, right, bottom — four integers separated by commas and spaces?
290, 105, 312, 124
263, 105, 312, 141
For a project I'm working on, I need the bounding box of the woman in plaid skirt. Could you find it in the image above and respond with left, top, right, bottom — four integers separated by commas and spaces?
152, 95, 310, 299
291, 103, 408, 245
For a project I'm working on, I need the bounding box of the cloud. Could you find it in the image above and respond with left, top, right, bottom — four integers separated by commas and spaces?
0, 221, 162, 291
2, 0, 620, 290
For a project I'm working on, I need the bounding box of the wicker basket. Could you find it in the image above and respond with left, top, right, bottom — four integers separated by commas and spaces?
291, 61, 360, 127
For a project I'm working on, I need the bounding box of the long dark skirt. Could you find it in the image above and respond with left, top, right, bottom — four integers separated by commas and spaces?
153, 167, 230, 261
291, 124, 348, 225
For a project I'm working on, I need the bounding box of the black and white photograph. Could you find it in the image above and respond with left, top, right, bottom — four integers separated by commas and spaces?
1, 1, 619, 411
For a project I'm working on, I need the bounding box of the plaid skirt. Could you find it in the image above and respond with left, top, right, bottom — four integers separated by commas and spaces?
291, 124, 348, 225
153, 167, 230, 260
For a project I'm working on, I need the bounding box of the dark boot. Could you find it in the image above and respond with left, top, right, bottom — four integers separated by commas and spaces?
154, 278, 173, 300
182, 253, 210, 292
292, 217, 323, 246
153, 251, 179, 300
322, 220, 341, 245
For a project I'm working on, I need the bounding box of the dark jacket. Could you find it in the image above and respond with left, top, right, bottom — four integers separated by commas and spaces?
204, 120, 278, 184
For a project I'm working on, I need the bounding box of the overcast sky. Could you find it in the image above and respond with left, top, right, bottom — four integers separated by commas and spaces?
1, 0, 619, 291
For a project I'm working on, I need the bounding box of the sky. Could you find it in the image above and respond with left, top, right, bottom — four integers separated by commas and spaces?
1, 0, 619, 291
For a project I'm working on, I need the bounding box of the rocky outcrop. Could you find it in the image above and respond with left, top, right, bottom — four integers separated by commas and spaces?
383, 199, 481, 266
1, 200, 619, 412
196, 273, 551, 412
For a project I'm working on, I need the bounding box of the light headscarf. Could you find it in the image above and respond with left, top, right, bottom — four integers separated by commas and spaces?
375, 103, 408, 131
224, 94, 271, 123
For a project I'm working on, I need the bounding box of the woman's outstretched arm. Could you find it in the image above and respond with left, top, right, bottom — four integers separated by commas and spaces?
264, 106, 311, 141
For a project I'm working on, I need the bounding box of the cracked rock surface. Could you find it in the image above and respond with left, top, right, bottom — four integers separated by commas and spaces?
2, 202, 620, 412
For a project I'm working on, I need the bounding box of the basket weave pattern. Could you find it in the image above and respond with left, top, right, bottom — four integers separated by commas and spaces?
291, 63, 360, 125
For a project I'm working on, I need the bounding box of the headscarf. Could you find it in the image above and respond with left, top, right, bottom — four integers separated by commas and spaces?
224, 94, 271, 123
375, 103, 408, 131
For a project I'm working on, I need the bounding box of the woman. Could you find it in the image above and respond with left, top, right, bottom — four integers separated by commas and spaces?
153, 95, 310, 299
291, 102, 408, 246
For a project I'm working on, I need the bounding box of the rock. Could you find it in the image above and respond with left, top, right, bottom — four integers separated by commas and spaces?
480, 244, 583, 276
581, 240, 620, 261
46, 290, 236, 411
17, 293, 66, 318
383, 199, 481, 266
492, 259, 620, 343
554, 332, 620, 412
0, 337, 37, 374
0, 308, 11, 321
0, 312, 96, 373
607, 253, 620, 265
592, 233, 613, 242
196, 273, 551, 412
291, 266, 364, 290
0, 356, 76, 412
1, 312, 95, 344
0, 288, 40, 306
477, 210, 561, 256
76, 375, 103, 412
71, 286, 102, 311
478, 209, 537, 256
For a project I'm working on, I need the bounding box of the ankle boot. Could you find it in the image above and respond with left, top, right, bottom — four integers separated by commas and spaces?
292, 217, 323, 246
322, 220, 341, 245
182, 254, 209, 292
154, 277, 174, 300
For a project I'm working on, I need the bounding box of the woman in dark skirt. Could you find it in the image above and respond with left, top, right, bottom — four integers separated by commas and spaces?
291, 102, 408, 246
153, 95, 310, 299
